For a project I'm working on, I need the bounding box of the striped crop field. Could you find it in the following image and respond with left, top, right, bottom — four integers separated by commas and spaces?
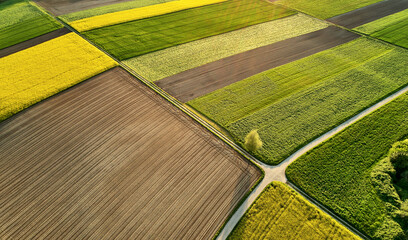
228, 182, 360, 240
71, 0, 227, 32
0, 67, 261, 239
189, 38, 408, 165
60, 0, 175, 22
274, 0, 382, 19
124, 14, 328, 82
82, 0, 295, 60
0, 32, 117, 121
355, 8, 408, 49
286, 91, 408, 239
0, 0, 62, 50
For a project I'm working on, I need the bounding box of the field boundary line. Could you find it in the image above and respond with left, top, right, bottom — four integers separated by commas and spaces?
39, 9, 398, 240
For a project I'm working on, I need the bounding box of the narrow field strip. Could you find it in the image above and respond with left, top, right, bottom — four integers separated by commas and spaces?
124, 14, 328, 82
71, 0, 227, 32
0, 27, 70, 58
274, 0, 382, 19
286, 91, 408, 239
189, 38, 408, 165
354, 8, 408, 49
227, 182, 359, 239
82, 0, 295, 60
0, 67, 261, 239
159, 26, 358, 102
0, 0, 62, 50
60, 0, 176, 22
327, 0, 408, 28
0, 33, 117, 121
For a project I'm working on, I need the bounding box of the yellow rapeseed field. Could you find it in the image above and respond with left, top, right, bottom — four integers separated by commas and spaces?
0, 33, 117, 121
71, 0, 227, 32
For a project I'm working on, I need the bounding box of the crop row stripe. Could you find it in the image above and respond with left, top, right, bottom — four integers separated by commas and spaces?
71, 0, 228, 32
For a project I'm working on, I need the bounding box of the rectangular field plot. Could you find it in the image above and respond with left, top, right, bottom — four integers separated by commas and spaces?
274, 0, 382, 19
355, 8, 408, 49
189, 38, 408, 165
60, 0, 175, 22
0, 0, 62, 50
82, 0, 295, 60
124, 14, 328, 82
71, 0, 227, 32
286, 91, 408, 239
0, 67, 261, 240
0, 33, 117, 121
228, 182, 359, 240
34, 0, 136, 15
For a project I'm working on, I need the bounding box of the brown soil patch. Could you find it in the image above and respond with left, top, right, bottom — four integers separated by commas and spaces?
156, 26, 359, 103
33, 0, 134, 15
0, 28, 70, 58
327, 0, 408, 28
0, 67, 261, 239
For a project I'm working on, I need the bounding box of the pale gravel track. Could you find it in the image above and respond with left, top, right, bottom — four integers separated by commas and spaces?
216, 83, 408, 240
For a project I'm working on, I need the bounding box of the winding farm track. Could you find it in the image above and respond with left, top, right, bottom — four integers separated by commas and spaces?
156, 26, 359, 102
33, 0, 134, 15
0, 67, 261, 239
216, 82, 408, 240
0, 28, 70, 58
327, 0, 408, 28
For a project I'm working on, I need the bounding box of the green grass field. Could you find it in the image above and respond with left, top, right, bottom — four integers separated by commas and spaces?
82, 0, 295, 60
0, 0, 62, 50
189, 38, 408, 165
355, 8, 408, 49
274, 0, 382, 19
124, 14, 328, 81
228, 182, 360, 239
60, 0, 175, 22
286, 91, 408, 239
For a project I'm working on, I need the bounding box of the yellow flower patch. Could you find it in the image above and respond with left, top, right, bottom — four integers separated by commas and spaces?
0, 33, 117, 121
71, 0, 227, 32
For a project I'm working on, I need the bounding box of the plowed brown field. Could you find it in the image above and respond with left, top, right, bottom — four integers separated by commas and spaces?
156, 26, 359, 102
0, 67, 261, 239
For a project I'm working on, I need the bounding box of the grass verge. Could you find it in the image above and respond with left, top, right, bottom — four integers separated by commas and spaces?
0, 0, 62, 50
82, 0, 295, 60
189, 38, 408, 165
0, 33, 117, 121
227, 182, 360, 239
286, 91, 408, 239
124, 13, 328, 81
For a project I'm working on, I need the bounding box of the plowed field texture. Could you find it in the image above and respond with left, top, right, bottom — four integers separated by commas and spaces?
0, 33, 117, 121
287, 91, 408, 239
355, 8, 408, 49
0, 0, 62, 50
274, 0, 383, 19
228, 182, 360, 240
81, 0, 295, 60
124, 13, 328, 82
189, 38, 408, 165
0, 67, 261, 239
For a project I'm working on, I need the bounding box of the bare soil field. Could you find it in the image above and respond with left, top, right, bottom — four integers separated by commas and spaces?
0, 28, 70, 58
156, 26, 359, 102
327, 0, 408, 28
0, 67, 261, 239
33, 0, 134, 15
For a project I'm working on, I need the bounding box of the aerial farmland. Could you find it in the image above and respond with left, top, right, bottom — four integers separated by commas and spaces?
1, 0, 408, 239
